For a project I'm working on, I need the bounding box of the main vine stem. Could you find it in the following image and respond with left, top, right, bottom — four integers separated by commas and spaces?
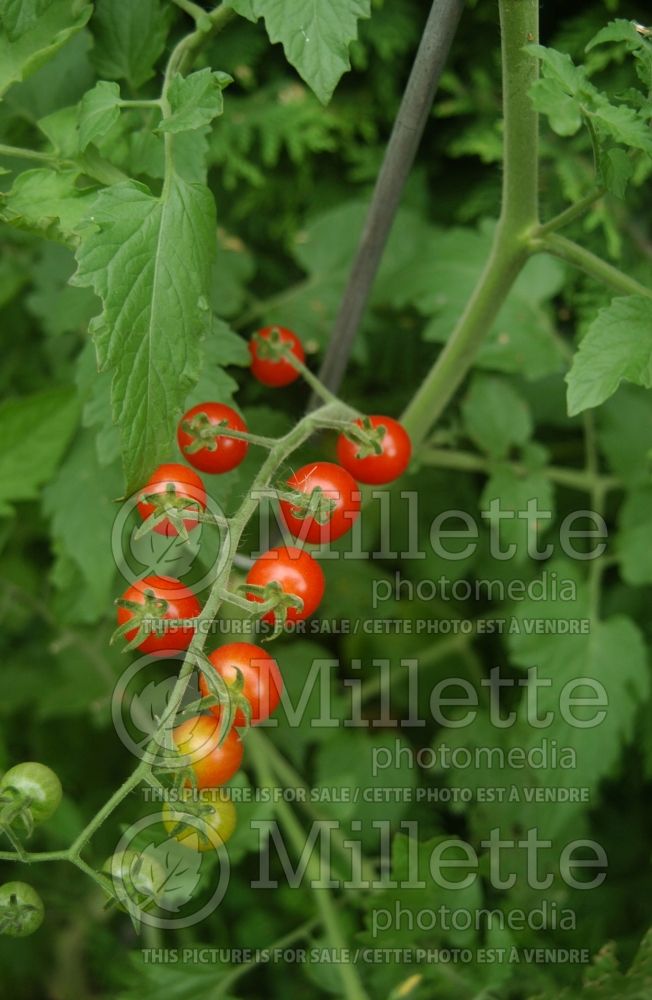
401, 0, 540, 449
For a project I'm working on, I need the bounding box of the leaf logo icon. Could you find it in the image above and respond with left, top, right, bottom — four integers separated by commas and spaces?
147, 838, 203, 913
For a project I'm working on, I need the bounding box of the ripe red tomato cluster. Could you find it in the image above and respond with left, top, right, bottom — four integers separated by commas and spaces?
114, 326, 412, 845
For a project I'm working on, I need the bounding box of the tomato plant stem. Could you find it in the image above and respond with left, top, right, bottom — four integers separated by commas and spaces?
0, 848, 70, 863
160, 2, 236, 184
0, 143, 67, 164
533, 233, 652, 300
118, 99, 162, 110
421, 446, 621, 493
284, 350, 355, 410
401, 0, 540, 449
401, 236, 527, 448
68, 770, 144, 857
206, 426, 278, 448
535, 188, 606, 236
171, 0, 211, 28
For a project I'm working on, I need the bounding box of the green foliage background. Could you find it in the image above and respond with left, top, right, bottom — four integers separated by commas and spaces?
1, 0, 652, 997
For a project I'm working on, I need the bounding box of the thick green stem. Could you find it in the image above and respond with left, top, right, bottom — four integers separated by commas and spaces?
401, 0, 540, 448
172, 0, 211, 27
499, 0, 539, 232
402, 240, 526, 448
533, 233, 652, 300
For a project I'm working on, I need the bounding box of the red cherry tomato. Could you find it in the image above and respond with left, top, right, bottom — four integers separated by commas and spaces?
249, 326, 305, 387
246, 546, 324, 623
336, 416, 412, 485
199, 642, 283, 725
177, 402, 249, 474
116, 575, 201, 655
278, 462, 361, 544
173, 715, 243, 789
137, 463, 206, 536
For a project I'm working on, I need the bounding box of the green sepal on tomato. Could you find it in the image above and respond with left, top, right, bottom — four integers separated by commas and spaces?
199, 642, 283, 726
115, 575, 201, 655
178, 402, 249, 474
336, 415, 412, 484
249, 325, 304, 387
172, 715, 243, 789
0, 882, 44, 937
0, 762, 62, 830
278, 461, 361, 544
137, 462, 207, 538
245, 545, 325, 629
163, 788, 237, 852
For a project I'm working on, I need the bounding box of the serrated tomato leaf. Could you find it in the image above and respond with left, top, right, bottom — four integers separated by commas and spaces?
72, 178, 216, 492
246, 0, 371, 105
566, 295, 652, 415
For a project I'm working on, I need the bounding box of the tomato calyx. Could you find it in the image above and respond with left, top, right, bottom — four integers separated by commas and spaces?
195, 657, 253, 729
112, 589, 187, 652
135, 483, 204, 541
275, 482, 338, 525
163, 794, 225, 850
240, 579, 304, 639
0, 885, 44, 937
180, 412, 245, 456
0, 789, 35, 850
340, 415, 386, 459
251, 326, 296, 364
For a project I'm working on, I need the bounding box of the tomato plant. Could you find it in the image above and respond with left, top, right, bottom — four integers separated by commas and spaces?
172, 716, 243, 789
249, 326, 305, 387
115, 576, 201, 655
177, 401, 249, 474
137, 462, 207, 537
278, 462, 361, 544
3, 0, 652, 997
199, 642, 283, 725
245, 546, 325, 624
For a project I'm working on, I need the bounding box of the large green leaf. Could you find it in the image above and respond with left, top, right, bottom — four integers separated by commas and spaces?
241, 0, 371, 105
566, 296, 652, 415
42, 430, 122, 618
90, 0, 170, 90
0, 0, 92, 96
2, 168, 97, 241
0, 387, 79, 514
461, 374, 532, 458
72, 178, 216, 491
